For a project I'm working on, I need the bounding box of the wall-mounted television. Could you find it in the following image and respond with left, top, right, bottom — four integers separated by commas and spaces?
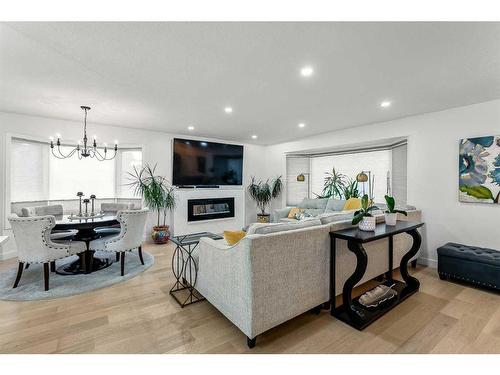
172, 138, 244, 186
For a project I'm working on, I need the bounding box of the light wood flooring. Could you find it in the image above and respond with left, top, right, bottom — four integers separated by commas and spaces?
0, 241, 499, 354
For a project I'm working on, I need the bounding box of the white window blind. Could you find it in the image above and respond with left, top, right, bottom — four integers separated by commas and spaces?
118, 149, 143, 198
10, 139, 48, 202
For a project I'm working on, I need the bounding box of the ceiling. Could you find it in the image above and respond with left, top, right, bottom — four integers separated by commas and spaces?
1, 22, 499, 145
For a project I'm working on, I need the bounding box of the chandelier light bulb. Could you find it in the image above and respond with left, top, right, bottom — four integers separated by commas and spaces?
114, 140, 118, 145
56, 133, 61, 139
49, 136, 54, 141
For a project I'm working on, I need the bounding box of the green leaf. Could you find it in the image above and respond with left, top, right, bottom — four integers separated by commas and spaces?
352, 213, 365, 225
459, 185, 494, 201
384, 195, 395, 212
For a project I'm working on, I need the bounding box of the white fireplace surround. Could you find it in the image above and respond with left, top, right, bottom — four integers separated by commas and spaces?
171, 187, 245, 237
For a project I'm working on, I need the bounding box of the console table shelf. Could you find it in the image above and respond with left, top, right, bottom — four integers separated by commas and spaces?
330, 221, 424, 330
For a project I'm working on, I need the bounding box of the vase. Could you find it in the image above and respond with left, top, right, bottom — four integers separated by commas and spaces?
359, 216, 376, 231
257, 213, 270, 223
152, 225, 170, 244
384, 212, 398, 226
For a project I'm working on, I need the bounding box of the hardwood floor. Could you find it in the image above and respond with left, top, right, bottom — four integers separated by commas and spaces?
0, 241, 499, 354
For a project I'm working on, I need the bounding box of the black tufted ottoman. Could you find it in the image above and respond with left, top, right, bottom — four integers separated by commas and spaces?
437, 243, 500, 291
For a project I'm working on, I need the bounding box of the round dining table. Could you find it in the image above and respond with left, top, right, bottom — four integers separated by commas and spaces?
53, 214, 119, 275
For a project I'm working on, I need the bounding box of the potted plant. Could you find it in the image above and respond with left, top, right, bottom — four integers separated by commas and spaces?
384, 195, 407, 226
248, 176, 283, 223
352, 194, 379, 231
127, 164, 176, 244
321, 167, 347, 198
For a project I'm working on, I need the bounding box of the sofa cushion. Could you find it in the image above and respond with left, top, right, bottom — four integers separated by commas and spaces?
325, 198, 346, 212
298, 197, 329, 210
223, 230, 246, 246
303, 208, 325, 217
318, 211, 355, 225
342, 198, 362, 211
287, 207, 304, 218
247, 218, 322, 235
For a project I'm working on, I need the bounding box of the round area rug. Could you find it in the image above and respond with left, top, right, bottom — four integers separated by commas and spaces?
0, 250, 154, 301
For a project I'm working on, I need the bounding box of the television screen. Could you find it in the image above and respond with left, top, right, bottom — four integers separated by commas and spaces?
172, 138, 244, 186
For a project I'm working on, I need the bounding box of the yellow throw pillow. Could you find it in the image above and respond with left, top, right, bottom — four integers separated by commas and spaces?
287, 207, 304, 218
343, 198, 362, 211
223, 230, 246, 246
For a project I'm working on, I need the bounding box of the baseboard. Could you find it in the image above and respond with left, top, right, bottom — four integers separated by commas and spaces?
418, 256, 437, 268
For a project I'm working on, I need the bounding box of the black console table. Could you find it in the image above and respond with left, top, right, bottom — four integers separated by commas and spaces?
330, 221, 424, 330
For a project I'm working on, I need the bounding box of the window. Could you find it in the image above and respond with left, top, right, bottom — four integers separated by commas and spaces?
310, 150, 391, 201
49, 146, 116, 199
10, 137, 142, 203
10, 139, 48, 202
117, 149, 143, 198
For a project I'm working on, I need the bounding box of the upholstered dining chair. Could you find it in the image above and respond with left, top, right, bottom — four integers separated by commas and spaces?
90, 209, 148, 276
21, 204, 77, 240
8, 215, 86, 291
94, 202, 136, 238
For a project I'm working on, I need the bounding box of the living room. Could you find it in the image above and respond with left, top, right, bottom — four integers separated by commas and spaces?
1, 1, 499, 372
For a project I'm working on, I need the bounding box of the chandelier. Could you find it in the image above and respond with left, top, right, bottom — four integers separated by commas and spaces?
50, 106, 118, 161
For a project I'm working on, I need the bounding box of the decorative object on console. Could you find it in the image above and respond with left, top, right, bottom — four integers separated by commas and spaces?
459, 135, 500, 204
358, 283, 397, 309
384, 195, 407, 226
127, 164, 176, 244
352, 194, 379, 231
248, 176, 283, 223
49, 106, 118, 161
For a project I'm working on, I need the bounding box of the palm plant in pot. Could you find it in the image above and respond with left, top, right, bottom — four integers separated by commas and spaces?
384, 195, 407, 226
127, 164, 176, 244
352, 194, 379, 231
248, 176, 283, 223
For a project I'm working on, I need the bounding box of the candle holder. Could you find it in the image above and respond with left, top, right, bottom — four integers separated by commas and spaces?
90, 194, 96, 216
77, 192, 84, 216
83, 199, 90, 216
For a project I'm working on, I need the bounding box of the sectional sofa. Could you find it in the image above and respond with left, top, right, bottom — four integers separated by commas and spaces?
194, 208, 422, 348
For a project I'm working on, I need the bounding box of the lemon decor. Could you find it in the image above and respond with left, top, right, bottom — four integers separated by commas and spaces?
223, 230, 246, 246
343, 198, 362, 211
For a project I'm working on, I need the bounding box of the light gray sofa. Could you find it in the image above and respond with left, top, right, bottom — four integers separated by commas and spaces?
272, 197, 346, 222
195, 209, 422, 348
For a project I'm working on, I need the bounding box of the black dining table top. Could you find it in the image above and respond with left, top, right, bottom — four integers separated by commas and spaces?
53, 214, 119, 230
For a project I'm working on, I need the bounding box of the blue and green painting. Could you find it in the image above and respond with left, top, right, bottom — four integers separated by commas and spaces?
459, 135, 500, 204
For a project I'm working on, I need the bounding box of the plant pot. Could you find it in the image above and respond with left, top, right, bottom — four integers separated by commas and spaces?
151, 225, 170, 244
384, 212, 398, 226
358, 216, 376, 231
257, 213, 270, 223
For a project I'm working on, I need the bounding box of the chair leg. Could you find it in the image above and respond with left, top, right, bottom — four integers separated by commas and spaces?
120, 252, 125, 276
43, 263, 50, 291
138, 245, 144, 265
25, 263, 30, 270
50, 261, 56, 272
411, 259, 417, 269
116, 252, 120, 262
13, 262, 24, 288
247, 337, 256, 349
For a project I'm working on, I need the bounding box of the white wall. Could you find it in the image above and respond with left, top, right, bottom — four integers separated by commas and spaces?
265, 99, 500, 267
0, 111, 267, 259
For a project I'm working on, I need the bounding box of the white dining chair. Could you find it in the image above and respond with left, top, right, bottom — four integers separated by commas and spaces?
94, 203, 136, 238
90, 209, 148, 276
8, 215, 86, 291
21, 204, 78, 240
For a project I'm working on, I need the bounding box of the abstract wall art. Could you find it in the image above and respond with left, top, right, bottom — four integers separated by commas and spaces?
459, 135, 500, 204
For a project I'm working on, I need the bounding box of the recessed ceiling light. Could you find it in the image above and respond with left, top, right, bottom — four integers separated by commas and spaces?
224, 107, 233, 113
380, 101, 392, 108
188, 125, 194, 131
298, 123, 306, 128
251, 135, 258, 139
300, 66, 314, 77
